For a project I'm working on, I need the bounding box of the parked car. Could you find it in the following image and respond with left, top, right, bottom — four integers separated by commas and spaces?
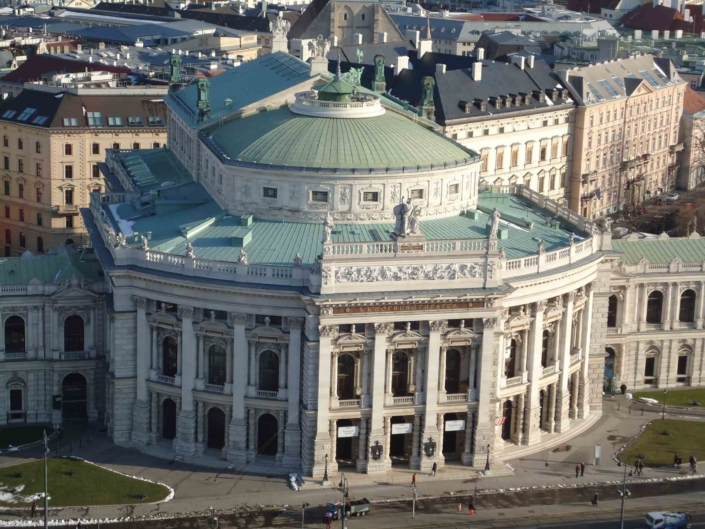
645, 511, 692, 528
347, 498, 371, 516
661, 194, 680, 204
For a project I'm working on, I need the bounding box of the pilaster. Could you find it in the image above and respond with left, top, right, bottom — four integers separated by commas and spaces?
228, 313, 248, 465
367, 322, 393, 473
473, 317, 499, 467
131, 296, 150, 446
524, 301, 546, 445
419, 320, 446, 471
555, 292, 574, 433
311, 325, 335, 477
283, 317, 303, 468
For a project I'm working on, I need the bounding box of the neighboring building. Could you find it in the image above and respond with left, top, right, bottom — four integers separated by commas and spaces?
0, 248, 106, 426
678, 86, 705, 189
0, 87, 167, 255
620, 2, 705, 37
560, 55, 687, 219
474, 30, 541, 61
605, 232, 705, 393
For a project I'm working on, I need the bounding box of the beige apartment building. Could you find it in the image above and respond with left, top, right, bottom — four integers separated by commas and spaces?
0, 88, 167, 256
560, 55, 687, 219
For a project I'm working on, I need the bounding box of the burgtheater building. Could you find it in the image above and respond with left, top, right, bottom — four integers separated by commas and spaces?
7, 50, 701, 477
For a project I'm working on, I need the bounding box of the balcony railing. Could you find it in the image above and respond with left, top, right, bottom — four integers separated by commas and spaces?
392, 396, 415, 405
621, 154, 649, 170
446, 393, 468, 402
542, 365, 556, 377
204, 384, 224, 393
5, 352, 27, 360
7, 411, 26, 422
53, 204, 80, 215
256, 390, 278, 400
670, 143, 684, 154
63, 351, 89, 361
570, 354, 581, 366
505, 376, 523, 388
157, 375, 175, 385
338, 399, 361, 408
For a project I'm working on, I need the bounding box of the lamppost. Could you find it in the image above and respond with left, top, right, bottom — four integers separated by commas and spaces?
423, 437, 437, 458
412, 483, 417, 519
662, 389, 668, 420
617, 458, 631, 529
42, 429, 48, 529
338, 474, 349, 529
301, 502, 309, 529
323, 453, 329, 483
484, 444, 491, 472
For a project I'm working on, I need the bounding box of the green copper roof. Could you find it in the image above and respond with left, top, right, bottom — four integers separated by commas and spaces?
613, 238, 705, 264
208, 107, 475, 170
0, 250, 103, 285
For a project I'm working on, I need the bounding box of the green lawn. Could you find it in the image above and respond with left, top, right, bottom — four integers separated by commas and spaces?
0, 426, 54, 449
619, 419, 705, 467
0, 458, 171, 507
632, 388, 705, 407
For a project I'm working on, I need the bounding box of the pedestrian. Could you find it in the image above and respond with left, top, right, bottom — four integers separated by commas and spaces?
678, 455, 683, 469
468, 500, 475, 515
411, 473, 417, 487
689, 455, 695, 472
674, 453, 679, 468
432, 462, 438, 477
575, 464, 580, 478
457, 503, 462, 514
694, 462, 698, 474
30, 501, 36, 518
591, 493, 599, 507
580, 462, 585, 477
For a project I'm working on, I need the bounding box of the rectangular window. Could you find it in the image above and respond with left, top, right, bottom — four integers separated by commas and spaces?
64, 165, 73, 179
644, 357, 655, 378
263, 187, 278, 198
563, 138, 569, 157
153, 142, 160, 149
17, 138, 22, 150
112, 143, 120, 150
65, 189, 73, 205
511, 148, 518, 167
66, 216, 73, 228
63, 117, 78, 127
363, 191, 379, 202
132, 143, 140, 150
128, 116, 143, 126
87, 112, 102, 126
17, 108, 35, 121
311, 190, 328, 202
677, 355, 688, 376
481, 153, 488, 171
108, 117, 123, 126
92, 164, 100, 179
551, 141, 558, 159
496, 151, 504, 169
148, 116, 164, 126
2, 135, 6, 147
36, 188, 41, 202
35, 141, 41, 154
92, 143, 100, 155
36, 163, 41, 177
4, 206, 8, 218
9, 389, 21, 412
19, 209, 23, 222
540, 146, 547, 161
449, 183, 460, 194
17, 159, 23, 173
64, 144, 72, 155
410, 189, 424, 199
3, 181, 8, 195
542, 120, 548, 127
18, 183, 23, 198
37, 213, 42, 226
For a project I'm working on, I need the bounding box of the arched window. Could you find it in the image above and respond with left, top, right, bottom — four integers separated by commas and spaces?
391, 351, 409, 396
344, 12, 347, 19
162, 336, 178, 377
37, 237, 43, 253
607, 295, 618, 327
541, 330, 549, 368
258, 350, 279, 392
5, 315, 25, 353
679, 289, 696, 323
445, 349, 461, 393
646, 291, 663, 323
207, 345, 226, 386
64, 315, 84, 352
505, 339, 517, 378
501, 400, 513, 440
337, 354, 356, 400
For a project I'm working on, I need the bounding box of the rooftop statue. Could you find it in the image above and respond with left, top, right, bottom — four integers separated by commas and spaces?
322, 212, 335, 243
488, 208, 501, 239
269, 12, 290, 39
170, 54, 182, 84
393, 197, 412, 238
308, 35, 330, 60
374, 55, 385, 84
197, 77, 210, 112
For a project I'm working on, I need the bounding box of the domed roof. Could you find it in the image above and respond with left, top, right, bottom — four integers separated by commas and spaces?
208, 107, 474, 171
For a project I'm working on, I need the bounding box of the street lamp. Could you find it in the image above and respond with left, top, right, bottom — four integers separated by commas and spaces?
423, 437, 436, 457
617, 458, 631, 529
370, 440, 383, 460
662, 389, 668, 420
323, 453, 329, 483
338, 474, 349, 529
301, 502, 309, 529
484, 444, 491, 472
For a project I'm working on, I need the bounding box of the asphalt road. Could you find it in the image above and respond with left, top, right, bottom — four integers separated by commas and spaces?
518, 512, 705, 529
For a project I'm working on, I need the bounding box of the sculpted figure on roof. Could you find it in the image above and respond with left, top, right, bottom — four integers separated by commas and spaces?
393, 197, 412, 238
488, 208, 501, 239
308, 35, 330, 60
269, 12, 290, 39
322, 212, 335, 243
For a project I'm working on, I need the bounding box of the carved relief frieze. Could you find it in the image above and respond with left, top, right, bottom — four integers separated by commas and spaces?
333, 262, 484, 283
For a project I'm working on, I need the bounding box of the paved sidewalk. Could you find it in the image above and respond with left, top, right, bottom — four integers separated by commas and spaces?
0, 397, 702, 526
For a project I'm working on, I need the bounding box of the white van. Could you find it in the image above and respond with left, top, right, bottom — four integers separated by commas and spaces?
645, 511, 692, 528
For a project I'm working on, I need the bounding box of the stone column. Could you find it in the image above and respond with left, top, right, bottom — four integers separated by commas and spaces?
312, 325, 335, 477
85, 306, 95, 353
361, 351, 370, 406
520, 332, 529, 377
330, 351, 339, 402
197, 334, 205, 381
411, 414, 421, 467
25, 307, 33, 358
578, 283, 594, 418
149, 391, 159, 444
638, 284, 649, 331
283, 318, 303, 467
383, 416, 391, 463
248, 342, 256, 393
468, 345, 477, 396
196, 401, 205, 446
37, 303, 44, 359
555, 292, 574, 433
329, 419, 338, 472
276, 410, 285, 463
461, 410, 474, 465
547, 383, 557, 433
436, 413, 445, 467
176, 305, 197, 456
524, 301, 546, 445
176, 333, 183, 384
228, 313, 248, 465
438, 347, 447, 397
473, 317, 499, 467
663, 283, 673, 331
278, 346, 287, 397
247, 408, 256, 462
513, 393, 525, 445
131, 296, 150, 447
385, 348, 394, 396
367, 323, 393, 472
696, 281, 705, 330
419, 320, 446, 472
354, 418, 367, 472
223, 406, 232, 459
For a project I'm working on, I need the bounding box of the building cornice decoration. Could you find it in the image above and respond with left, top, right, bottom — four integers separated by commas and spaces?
374, 323, 394, 336
178, 306, 195, 319
57, 306, 91, 325
1, 306, 28, 315
429, 320, 448, 333
483, 318, 496, 329
319, 325, 338, 338
231, 313, 249, 326
333, 262, 484, 283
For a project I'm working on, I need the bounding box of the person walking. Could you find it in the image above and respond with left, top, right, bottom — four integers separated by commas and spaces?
591, 493, 599, 507
468, 500, 475, 515
575, 464, 580, 478
689, 455, 695, 472
674, 453, 679, 468
580, 462, 585, 477
30, 501, 36, 518
432, 462, 438, 477
411, 473, 417, 487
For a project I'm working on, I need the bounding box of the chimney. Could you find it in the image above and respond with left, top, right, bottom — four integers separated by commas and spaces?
527, 54, 535, 68
675, 29, 683, 38
511, 55, 525, 70
406, 29, 421, 50
395, 55, 409, 76
652, 29, 659, 39
378, 31, 388, 43
664, 29, 670, 39
634, 29, 642, 39
436, 63, 446, 74
476, 47, 485, 60
353, 33, 363, 45
472, 61, 482, 81
329, 35, 338, 47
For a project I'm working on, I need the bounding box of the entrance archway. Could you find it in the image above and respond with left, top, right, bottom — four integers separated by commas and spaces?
162, 399, 177, 440
61, 373, 87, 419
389, 416, 408, 462
336, 418, 354, 464
443, 412, 458, 456
257, 413, 278, 456
207, 407, 226, 449
501, 400, 513, 440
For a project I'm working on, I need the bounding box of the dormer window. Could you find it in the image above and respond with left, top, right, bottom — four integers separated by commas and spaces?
480, 100, 488, 111
504, 97, 511, 108
539, 93, 546, 103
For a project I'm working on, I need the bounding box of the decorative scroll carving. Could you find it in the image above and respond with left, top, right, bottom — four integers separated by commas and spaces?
564, 291, 577, 303
178, 306, 194, 319
134, 296, 148, 310
231, 313, 248, 325
483, 318, 496, 329
374, 323, 394, 335
319, 325, 338, 338
287, 317, 304, 330
429, 320, 448, 333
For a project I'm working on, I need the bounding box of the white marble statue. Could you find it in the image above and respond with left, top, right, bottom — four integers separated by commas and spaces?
322, 212, 335, 243
237, 248, 248, 264
488, 208, 501, 238
269, 13, 290, 39
309, 34, 330, 59
115, 233, 126, 248
393, 197, 412, 237
186, 243, 195, 258
140, 235, 149, 251
408, 203, 422, 235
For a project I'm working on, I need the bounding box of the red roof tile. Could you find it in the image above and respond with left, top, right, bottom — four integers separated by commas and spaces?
620, 2, 690, 32
3, 55, 130, 84
684, 86, 705, 115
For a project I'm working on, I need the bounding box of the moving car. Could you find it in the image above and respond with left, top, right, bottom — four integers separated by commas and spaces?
646, 511, 692, 528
